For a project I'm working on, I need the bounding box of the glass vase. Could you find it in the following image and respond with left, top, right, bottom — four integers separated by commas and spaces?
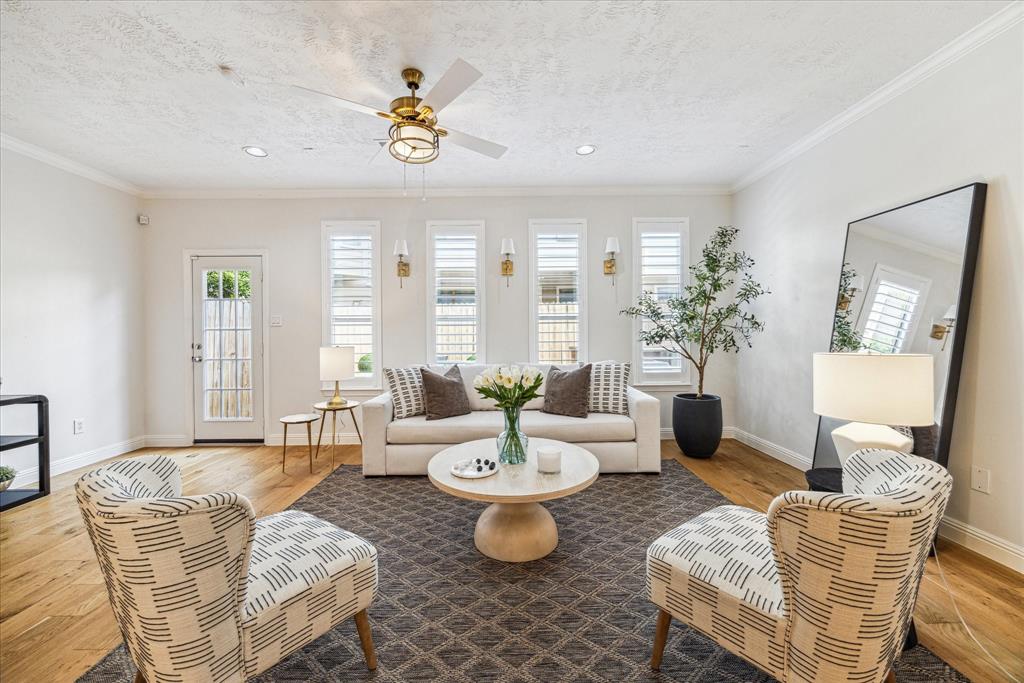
497, 405, 528, 465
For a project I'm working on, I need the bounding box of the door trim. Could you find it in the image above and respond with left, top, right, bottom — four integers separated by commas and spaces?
182, 249, 271, 444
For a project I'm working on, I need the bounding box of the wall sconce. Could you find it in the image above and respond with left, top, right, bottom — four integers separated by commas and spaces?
500, 238, 515, 287
394, 239, 410, 288
837, 275, 864, 310
929, 304, 957, 350
603, 237, 620, 285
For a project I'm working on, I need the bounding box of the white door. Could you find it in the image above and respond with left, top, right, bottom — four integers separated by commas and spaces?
191, 256, 265, 442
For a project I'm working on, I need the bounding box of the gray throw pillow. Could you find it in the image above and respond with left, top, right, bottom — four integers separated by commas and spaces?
542, 364, 592, 418
420, 366, 471, 421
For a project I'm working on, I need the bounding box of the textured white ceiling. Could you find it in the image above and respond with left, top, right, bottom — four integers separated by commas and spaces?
0, 1, 1010, 191
855, 187, 975, 256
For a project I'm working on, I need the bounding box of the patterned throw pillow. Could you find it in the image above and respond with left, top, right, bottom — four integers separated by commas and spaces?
384, 367, 426, 419
589, 361, 630, 415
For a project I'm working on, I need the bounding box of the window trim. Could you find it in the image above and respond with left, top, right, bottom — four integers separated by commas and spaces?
425, 220, 487, 365
321, 220, 382, 389
632, 218, 691, 387
528, 218, 588, 364
856, 262, 932, 354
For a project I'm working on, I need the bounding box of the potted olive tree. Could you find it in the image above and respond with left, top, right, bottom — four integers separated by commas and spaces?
622, 225, 768, 458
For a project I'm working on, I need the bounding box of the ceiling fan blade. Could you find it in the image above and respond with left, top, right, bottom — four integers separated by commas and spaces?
418, 58, 482, 114
443, 128, 507, 159
291, 84, 389, 119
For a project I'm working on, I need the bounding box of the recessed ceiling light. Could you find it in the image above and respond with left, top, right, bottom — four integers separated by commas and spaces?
575, 144, 597, 156
243, 146, 268, 158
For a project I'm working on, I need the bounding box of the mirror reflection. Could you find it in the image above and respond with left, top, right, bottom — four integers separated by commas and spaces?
814, 185, 980, 469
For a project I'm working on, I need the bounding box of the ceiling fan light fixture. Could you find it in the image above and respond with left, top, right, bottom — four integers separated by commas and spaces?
242, 146, 269, 158
388, 120, 439, 164
575, 144, 597, 156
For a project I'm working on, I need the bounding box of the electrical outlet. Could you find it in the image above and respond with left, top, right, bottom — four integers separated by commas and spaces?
73, 419, 85, 435
970, 466, 991, 494
270, 315, 283, 327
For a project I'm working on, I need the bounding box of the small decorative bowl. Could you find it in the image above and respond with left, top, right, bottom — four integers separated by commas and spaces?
450, 457, 499, 479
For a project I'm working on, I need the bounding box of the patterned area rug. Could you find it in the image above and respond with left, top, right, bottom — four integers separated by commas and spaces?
80, 461, 967, 682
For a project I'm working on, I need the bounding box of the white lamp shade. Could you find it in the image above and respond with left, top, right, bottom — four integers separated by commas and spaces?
500, 238, 515, 256
393, 240, 409, 257
813, 353, 934, 425
604, 237, 620, 254
320, 346, 355, 381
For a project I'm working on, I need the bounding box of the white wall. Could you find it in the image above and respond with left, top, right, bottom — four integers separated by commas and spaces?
138, 193, 733, 443
0, 149, 145, 482
733, 25, 1023, 567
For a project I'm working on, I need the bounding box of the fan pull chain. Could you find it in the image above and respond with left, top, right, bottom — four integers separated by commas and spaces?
421, 165, 427, 202
402, 163, 407, 197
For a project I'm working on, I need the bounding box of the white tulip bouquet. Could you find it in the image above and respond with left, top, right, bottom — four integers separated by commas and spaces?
473, 365, 544, 464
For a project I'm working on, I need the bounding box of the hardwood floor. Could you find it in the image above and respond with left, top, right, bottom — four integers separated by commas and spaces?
1, 439, 1020, 682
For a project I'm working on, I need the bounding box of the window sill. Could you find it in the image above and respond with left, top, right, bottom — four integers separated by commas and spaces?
632, 383, 693, 392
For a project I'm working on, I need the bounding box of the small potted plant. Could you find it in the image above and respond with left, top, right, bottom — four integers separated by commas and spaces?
473, 366, 544, 464
622, 225, 768, 458
0, 465, 16, 492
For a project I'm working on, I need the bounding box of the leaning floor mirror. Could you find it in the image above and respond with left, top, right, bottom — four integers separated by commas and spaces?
813, 183, 987, 471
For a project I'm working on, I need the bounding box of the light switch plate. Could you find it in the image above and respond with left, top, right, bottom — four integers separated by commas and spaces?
970, 466, 991, 494
73, 419, 84, 435
270, 315, 283, 327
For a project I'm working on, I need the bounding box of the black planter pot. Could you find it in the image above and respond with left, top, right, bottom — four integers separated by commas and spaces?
672, 393, 723, 458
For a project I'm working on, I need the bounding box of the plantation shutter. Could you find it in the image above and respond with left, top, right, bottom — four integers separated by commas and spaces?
632, 218, 690, 385
430, 226, 483, 364
326, 226, 377, 382
531, 222, 586, 364
858, 264, 931, 355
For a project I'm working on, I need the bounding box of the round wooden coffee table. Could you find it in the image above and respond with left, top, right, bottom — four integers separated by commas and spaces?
427, 438, 599, 562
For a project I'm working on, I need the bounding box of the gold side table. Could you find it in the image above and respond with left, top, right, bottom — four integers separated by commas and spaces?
279, 413, 321, 474
313, 400, 362, 469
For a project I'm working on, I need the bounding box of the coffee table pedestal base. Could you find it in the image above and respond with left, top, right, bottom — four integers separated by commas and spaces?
474, 502, 557, 562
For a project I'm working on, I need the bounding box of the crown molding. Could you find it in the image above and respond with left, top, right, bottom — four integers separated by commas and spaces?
140, 184, 733, 200
0, 133, 142, 196
731, 2, 1024, 193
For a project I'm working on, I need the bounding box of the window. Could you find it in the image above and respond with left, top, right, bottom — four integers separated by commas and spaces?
858, 264, 931, 354
529, 219, 587, 364
322, 220, 381, 387
427, 221, 486, 364
633, 218, 690, 385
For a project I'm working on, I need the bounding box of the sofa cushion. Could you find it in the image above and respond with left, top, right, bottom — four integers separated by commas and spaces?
387, 409, 635, 444
385, 366, 426, 419
542, 364, 592, 418
421, 366, 471, 420
589, 361, 630, 415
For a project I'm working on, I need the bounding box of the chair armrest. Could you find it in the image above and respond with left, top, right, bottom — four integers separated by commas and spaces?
628, 386, 661, 472
361, 391, 393, 476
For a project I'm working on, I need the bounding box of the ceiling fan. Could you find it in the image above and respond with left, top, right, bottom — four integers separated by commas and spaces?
293, 58, 507, 165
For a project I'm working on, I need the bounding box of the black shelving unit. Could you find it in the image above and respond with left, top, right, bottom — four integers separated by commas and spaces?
0, 394, 50, 511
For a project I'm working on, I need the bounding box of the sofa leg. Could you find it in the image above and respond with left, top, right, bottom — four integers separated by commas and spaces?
134, 671, 146, 683
354, 608, 377, 670
651, 608, 672, 671
884, 670, 896, 683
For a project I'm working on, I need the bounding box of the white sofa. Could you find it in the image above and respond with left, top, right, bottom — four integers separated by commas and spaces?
361, 364, 661, 476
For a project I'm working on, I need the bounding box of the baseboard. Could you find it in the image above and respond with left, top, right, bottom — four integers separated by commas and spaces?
267, 432, 362, 447
939, 516, 1024, 574
144, 434, 192, 448
730, 428, 813, 470
10, 436, 147, 487
660, 426, 735, 440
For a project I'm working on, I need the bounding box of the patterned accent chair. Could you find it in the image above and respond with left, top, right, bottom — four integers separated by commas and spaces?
647, 449, 952, 682
75, 455, 378, 682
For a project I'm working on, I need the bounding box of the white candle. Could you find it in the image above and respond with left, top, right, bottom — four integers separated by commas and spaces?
537, 446, 561, 473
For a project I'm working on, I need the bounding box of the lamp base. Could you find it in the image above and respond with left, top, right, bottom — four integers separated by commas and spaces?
327, 381, 348, 408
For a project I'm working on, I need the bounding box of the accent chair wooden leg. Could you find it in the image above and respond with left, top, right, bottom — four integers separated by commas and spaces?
354, 608, 377, 670
884, 669, 896, 683
134, 670, 146, 683
651, 608, 672, 671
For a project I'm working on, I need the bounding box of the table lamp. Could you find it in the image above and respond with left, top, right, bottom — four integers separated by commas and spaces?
812, 353, 934, 465
320, 346, 355, 407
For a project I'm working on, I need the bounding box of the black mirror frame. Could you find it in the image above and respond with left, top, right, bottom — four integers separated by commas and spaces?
812, 182, 987, 469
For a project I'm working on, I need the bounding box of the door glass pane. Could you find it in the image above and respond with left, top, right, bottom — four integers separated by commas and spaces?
202, 268, 255, 421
